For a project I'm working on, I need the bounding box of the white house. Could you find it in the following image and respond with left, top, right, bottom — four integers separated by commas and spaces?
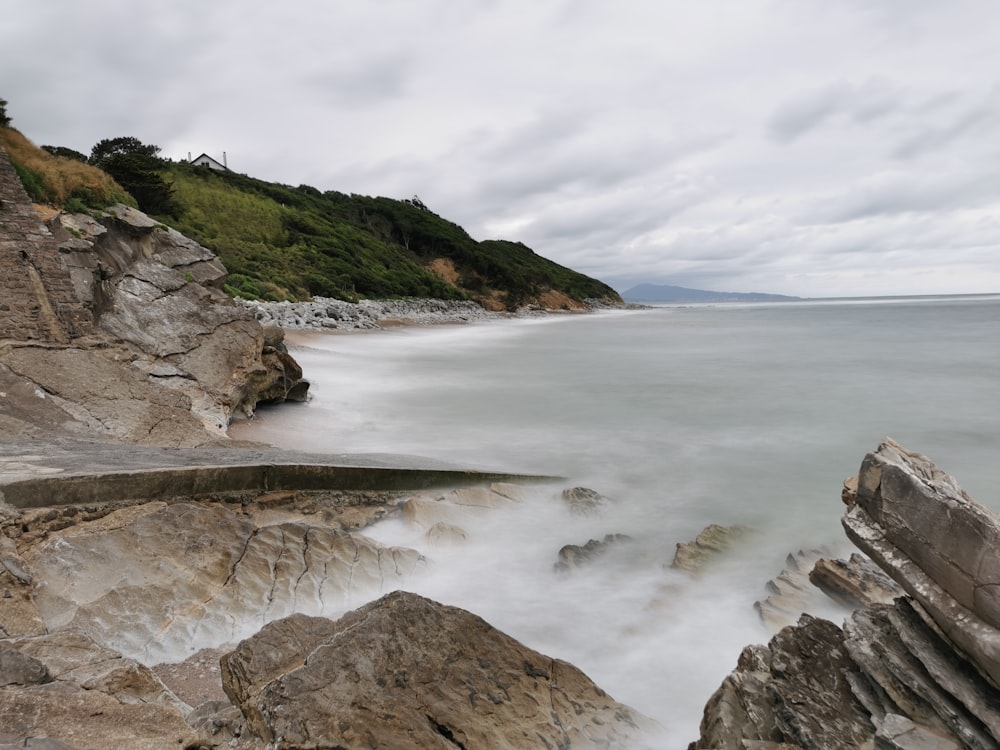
189, 152, 228, 171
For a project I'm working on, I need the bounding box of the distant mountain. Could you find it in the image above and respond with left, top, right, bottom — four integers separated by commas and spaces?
621, 283, 800, 303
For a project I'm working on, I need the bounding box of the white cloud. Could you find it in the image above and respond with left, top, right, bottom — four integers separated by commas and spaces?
3, 0, 1000, 297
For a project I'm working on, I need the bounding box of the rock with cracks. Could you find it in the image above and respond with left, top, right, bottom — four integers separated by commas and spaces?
221, 590, 658, 749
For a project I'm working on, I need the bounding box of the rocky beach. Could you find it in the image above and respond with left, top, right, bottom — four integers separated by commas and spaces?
4, 142, 1000, 748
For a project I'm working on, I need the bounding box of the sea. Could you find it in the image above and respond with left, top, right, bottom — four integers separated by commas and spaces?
230, 294, 1000, 746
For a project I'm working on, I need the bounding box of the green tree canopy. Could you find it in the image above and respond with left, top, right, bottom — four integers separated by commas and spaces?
0, 98, 11, 128
89, 136, 178, 217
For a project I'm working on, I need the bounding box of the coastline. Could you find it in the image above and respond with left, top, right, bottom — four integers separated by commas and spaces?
240, 295, 635, 332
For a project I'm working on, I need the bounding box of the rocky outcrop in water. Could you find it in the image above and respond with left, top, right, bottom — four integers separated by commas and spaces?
691, 439, 1000, 750
1, 146, 307, 446
220, 590, 658, 750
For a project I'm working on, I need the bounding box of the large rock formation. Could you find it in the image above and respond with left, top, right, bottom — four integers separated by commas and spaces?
220, 590, 658, 750
691, 439, 1000, 750
0, 146, 307, 446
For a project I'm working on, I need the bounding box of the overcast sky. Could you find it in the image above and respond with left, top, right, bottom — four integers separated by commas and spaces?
3, 1, 1000, 297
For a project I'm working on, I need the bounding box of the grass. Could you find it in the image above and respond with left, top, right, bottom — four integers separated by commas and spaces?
0, 127, 135, 209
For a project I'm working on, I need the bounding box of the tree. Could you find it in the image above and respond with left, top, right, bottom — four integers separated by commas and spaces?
89, 136, 161, 164
89, 136, 178, 217
41, 145, 88, 162
0, 98, 10, 128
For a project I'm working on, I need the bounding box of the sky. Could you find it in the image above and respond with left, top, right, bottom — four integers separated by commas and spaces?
3, 0, 1000, 298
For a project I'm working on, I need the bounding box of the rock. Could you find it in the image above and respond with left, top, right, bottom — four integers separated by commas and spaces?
22, 501, 426, 663
875, 714, 961, 750
1, 146, 308, 445
672, 523, 753, 573
0, 631, 202, 749
0, 641, 50, 686
691, 614, 874, 750
425, 521, 468, 546
809, 553, 903, 610
694, 440, 1000, 750
753, 548, 832, 631
843, 438, 1000, 687
400, 485, 517, 530
554, 533, 632, 573
561, 486, 610, 515
221, 590, 658, 749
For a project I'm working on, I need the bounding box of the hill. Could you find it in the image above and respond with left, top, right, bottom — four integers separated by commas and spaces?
0, 116, 621, 311
162, 162, 620, 310
622, 283, 799, 303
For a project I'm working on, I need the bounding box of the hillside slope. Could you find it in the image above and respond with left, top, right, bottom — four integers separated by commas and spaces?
162, 162, 620, 310
1, 122, 621, 311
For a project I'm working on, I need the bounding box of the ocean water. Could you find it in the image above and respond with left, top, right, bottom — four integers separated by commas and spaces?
231, 294, 1000, 746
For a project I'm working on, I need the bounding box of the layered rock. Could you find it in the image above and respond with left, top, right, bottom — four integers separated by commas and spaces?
691, 439, 1000, 750
1, 146, 307, 445
220, 590, 659, 749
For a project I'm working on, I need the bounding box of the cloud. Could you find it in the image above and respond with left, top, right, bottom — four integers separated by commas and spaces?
4, 0, 1000, 297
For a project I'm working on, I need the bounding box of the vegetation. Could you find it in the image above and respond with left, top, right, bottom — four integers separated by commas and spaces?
88, 136, 178, 217
160, 162, 620, 307
0, 127, 135, 209
0, 96, 620, 309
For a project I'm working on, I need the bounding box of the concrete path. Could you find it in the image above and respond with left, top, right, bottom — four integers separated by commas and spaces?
0, 438, 552, 509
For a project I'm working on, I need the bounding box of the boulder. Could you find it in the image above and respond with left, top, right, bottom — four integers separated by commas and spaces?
0, 631, 201, 749
221, 590, 658, 749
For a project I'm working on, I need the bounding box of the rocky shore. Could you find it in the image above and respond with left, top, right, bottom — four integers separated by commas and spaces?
239, 295, 628, 331
6, 145, 1000, 748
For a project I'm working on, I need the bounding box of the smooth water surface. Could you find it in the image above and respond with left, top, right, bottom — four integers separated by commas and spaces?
232, 295, 1000, 744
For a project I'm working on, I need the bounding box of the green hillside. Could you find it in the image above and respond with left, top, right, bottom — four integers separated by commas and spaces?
161, 162, 621, 309
1, 96, 620, 311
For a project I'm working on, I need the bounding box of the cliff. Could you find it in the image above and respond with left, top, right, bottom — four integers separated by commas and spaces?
0, 147, 307, 446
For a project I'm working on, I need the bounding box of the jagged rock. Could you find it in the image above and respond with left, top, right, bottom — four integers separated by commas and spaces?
672, 523, 753, 573
810, 553, 903, 610
843, 438, 1000, 687
22, 501, 426, 663
0, 631, 202, 749
753, 549, 825, 630
554, 533, 632, 573
691, 614, 875, 750
842, 600, 1000, 749
694, 440, 1000, 750
221, 590, 658, 749
561, 486, 611, 515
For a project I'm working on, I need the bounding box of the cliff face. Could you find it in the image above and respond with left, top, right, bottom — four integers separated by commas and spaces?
691, 439, 1000, 750
0, 147, 307, 446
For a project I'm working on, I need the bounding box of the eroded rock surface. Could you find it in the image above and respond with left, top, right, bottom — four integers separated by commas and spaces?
221, 590, 659, 750
16, 495, 424, 664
